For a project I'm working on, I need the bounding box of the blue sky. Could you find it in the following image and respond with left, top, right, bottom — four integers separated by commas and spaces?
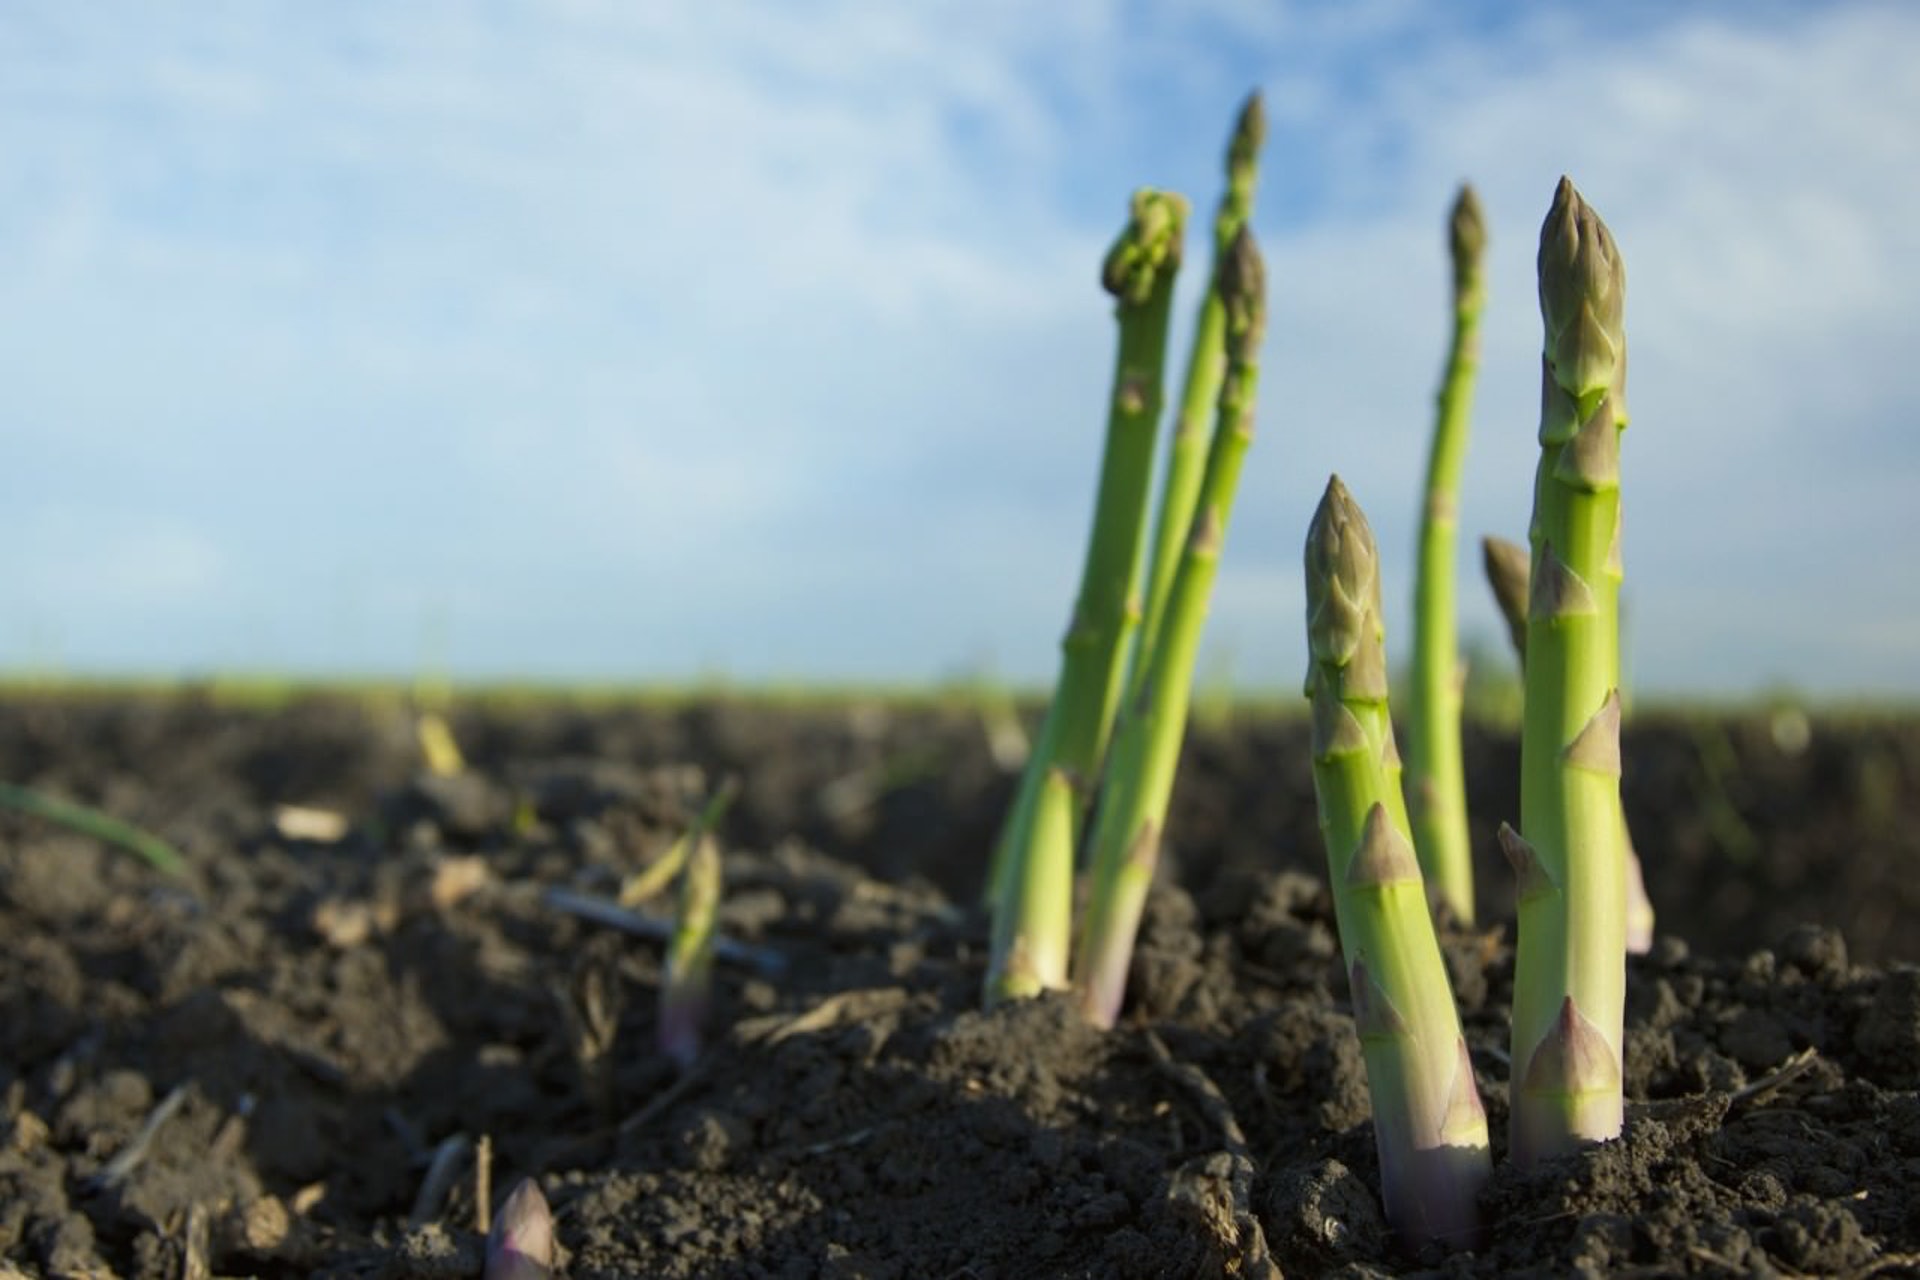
2, 1, 1916, 696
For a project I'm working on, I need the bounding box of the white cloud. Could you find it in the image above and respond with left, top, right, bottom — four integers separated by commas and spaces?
0, 2, 1915, 693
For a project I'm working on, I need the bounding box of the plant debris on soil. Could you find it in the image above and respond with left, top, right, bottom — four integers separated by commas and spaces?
3, 690, 1919, 1278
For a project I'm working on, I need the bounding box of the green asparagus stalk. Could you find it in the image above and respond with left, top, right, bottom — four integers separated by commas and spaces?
1405, 184, 1488, 926
1129, 91, 1265, 701
658, 830, 721, 1068
985, 190, 1188, 1004
485, 1178, 555, 1280
1507, 177, 1630, 1165
1481, 534, 1655, 955
1075, 226, 1265, 1029
1304, 476, 1488, 1247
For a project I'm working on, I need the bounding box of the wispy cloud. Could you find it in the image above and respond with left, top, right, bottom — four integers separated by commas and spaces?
0, 1, 1914, 692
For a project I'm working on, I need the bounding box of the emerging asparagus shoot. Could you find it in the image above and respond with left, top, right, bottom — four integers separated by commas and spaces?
1304, 476, 1489, 1247
485, 1178, 554, 1280
985, 189, 1188, 1004
1075, 225, 1267, 1028
1508, 177, 1630, 1165
658, 830, 721, 1069
620, 776, 741, 908
1405, 184, 1487, 925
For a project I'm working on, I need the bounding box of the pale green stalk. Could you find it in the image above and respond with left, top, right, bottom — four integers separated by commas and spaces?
1305, 476, 1488, 1248
1507, 178, 1629, 1165
985, 191, 1187, 1003
1075, 227, 1265, 1029
1406, 185, 1486, 925
659, 831, 720, 1068
1130, 91, 1264, 701
1482, 535, 1655, 955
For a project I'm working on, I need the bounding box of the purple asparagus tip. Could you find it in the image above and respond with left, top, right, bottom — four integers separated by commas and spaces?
485, 1178, 554, 1280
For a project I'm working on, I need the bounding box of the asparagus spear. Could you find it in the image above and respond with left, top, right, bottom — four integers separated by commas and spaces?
1481, 534, 1655, 954
985, 190, 1188, 1003
1304, 476, 1488, 1247
485, 1178, 554, 1280
1074, 226, 1266, 1029
1405, 184, 1488, 926
1129, 91, 1265, 701
1507, 178, 1630, 1165
658, 830, 721, 1068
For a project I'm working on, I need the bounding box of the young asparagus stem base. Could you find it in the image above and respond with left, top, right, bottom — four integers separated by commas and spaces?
986, 767, 1077, 1000
1305, 476, 1489, 1247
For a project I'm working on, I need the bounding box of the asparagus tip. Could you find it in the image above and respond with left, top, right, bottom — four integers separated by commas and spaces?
1229, 89, 1267, 173
1217, 224, 1268, 359
1304, 475, 1380, 672
1101, 189, 1189, 306
1538, 177, 1625, 400
485, 1178, 554, 1280
1449, 183, 1487, 278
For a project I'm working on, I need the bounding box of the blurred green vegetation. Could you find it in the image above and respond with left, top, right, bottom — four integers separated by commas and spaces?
0, 670, 1912, 722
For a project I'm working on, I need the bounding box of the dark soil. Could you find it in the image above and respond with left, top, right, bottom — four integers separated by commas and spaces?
2, 691, 1918, 1278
